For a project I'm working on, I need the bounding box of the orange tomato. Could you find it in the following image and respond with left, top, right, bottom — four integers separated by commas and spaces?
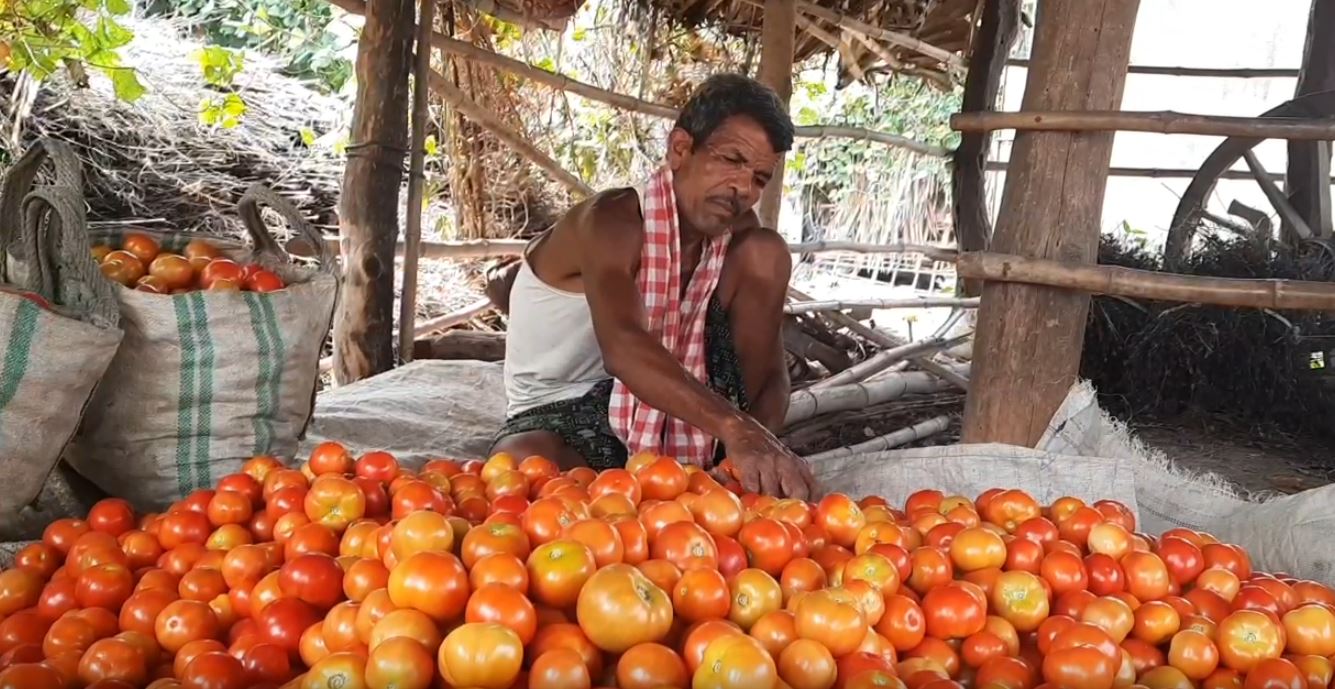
693, 633, 778, 689
990, 570, 1049, 633
1167, 629, 1219, 680
1216, 610, 1283, 672
616, 642, 690, 689
528, 540, 597, 609
386, 551, 469, 623
674, 568, 731, 623
728, 568, 783, 631
792, 589, 865, 657
438, 622, 523, 689
575, 563, 673, 652
465, 583, 538, 645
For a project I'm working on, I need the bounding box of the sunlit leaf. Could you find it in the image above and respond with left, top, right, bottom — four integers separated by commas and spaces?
109, 68, 145, 101
104, 0, 131, 14
300, 127, 317, 146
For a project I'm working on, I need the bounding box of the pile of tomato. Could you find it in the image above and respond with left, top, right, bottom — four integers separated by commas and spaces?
0, 444, 1331, 689
92, 233, 286, 294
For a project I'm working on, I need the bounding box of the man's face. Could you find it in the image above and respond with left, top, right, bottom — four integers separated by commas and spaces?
667, 115, 780, 237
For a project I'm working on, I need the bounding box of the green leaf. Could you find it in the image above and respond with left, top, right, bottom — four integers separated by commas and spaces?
424, 134, 438, 157
104, 0, 132, 14
534, 57, 555, 72
109, 68, 146, 101
197, 45, 244, 87
571, 28, 586, 41
97, 17, 135, 50
300, 127, 317, 146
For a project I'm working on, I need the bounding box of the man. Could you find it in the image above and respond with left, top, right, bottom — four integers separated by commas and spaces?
490, 74, 817, 500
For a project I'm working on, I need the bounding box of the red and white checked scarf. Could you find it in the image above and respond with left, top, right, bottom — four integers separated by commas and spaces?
608, 166, 731, 466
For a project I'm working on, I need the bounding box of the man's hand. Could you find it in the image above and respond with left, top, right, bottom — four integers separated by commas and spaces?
721, 421, 819, 501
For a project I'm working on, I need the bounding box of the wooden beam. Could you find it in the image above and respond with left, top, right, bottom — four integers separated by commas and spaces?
961, 0, 1140, 447
757, 0, 797, 228
413, 329, 506, 361
956, 251, 1335, 310
1286, 0, 1335, 240
1242, 149, 1313, 239
398, 0, 435, 364
952, 109, 1335, 141
332, 0, 415, 385
1006, 58, 1300, 79
427, 70, 594, 197
953, 0, 1021, 297
984, 160, 1335, 182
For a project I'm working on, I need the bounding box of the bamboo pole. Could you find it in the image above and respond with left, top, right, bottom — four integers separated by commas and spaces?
311, 237, 960, 261
983, 161, 1335, 182
398, 0, 435, 364
803, 415, 953, 461
785, 297, 978, 314
955, 252, 1335, 310
785, 371, 956, 425
320, 298, 494, 374
952, 110, 1335, 141
786, 287, 970, 390
814, 332, 972, 389
426, 71, 594, 197
1006, 59, 1300, 79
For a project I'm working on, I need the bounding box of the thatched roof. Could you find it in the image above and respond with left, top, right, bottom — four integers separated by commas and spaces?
467, 0, 975, 86
652, 0, 974, 86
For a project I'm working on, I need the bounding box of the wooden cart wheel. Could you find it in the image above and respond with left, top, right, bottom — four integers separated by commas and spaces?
1163, 90, 1335, 271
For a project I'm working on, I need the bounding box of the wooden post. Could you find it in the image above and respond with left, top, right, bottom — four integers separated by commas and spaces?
332, 0, 415, 385
951, 0, 1020, 295
757, 0, 796, 229
1285, 0, 1335, 240
398, 0, 436, 364
961, 0, 1140, 446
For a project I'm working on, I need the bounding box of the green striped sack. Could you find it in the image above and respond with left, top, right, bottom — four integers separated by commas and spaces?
0, 139, 123, 533
0, 291, 122, 526
66, 186, 337, 509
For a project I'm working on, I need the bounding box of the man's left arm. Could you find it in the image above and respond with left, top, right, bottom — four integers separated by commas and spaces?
727, 228, 792, 433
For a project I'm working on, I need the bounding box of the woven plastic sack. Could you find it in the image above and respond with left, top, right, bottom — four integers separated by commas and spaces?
0, 140, 123, 538
66, 185, 338, 509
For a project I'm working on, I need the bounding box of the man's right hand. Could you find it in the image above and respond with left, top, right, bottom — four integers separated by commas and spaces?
721, 421, 819, 502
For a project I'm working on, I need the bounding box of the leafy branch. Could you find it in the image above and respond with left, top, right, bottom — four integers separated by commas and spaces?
0, 0, 145, 101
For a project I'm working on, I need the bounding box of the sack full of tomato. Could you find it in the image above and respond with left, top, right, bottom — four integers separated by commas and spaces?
1, 443, 1332, 689
0, 140, 124, 539
64, 184, 338, 511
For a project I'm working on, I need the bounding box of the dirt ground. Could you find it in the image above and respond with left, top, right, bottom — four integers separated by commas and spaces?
1131, 416, 1335, 495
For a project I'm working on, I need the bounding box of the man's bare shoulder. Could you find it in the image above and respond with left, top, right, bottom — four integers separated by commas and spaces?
574, 187, 642, 233
728, 225, 791, 277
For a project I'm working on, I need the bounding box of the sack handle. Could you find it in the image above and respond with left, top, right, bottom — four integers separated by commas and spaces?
237, 184, 336, 271
0, 139, 83, 286
21, 187, 121, 330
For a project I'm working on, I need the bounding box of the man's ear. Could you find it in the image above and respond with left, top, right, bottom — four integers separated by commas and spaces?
666, 128, 693, 171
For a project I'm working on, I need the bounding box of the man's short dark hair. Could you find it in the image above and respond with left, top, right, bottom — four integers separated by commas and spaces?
673, 74, 795, 154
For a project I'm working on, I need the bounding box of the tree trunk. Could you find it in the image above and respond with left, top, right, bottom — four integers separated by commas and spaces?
1285, 0, 1335, 241
332, 0, 415, 385
757, 0, 797, 229
952, 0, 1021, 296
961, 0, 1140, 446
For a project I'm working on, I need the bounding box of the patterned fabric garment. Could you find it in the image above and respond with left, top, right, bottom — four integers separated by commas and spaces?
493, 296, 748, 470
607, 166, 731, 466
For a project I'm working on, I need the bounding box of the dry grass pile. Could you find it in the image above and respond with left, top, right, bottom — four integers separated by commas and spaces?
0, 16, 347, 238
1081, 231, 1335, 440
